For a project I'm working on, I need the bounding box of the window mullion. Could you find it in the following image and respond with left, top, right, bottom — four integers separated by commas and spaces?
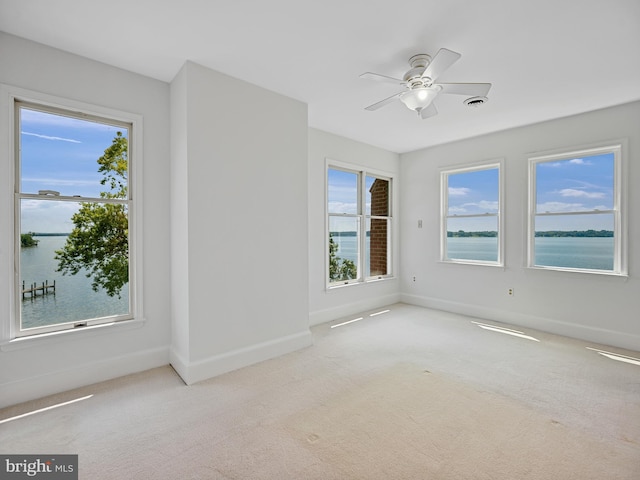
359, 171, 365, 281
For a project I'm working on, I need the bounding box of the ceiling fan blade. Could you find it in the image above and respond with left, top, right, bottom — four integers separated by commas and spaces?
438, 82, 492, 97
421, 48, 461, 82
365, 92, 404, 111
420, 102, 438, 119
360, 72, 405, 85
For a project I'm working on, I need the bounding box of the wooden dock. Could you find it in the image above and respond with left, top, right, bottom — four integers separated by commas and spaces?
22, 280, 56, 300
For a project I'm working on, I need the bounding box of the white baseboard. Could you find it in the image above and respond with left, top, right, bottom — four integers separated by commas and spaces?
309, 293, 401, 327
400, 293, 640, 352
0, 346, 170, 409
169, 329, 313, 385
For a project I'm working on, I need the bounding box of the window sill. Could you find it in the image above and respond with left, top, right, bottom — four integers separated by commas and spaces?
326, 276, 396, 292
0, 318, 145, 352
439, 260, 505, 269
526, 265, 628, 279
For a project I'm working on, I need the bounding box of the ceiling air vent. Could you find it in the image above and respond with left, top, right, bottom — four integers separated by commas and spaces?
464, 96, 488, 107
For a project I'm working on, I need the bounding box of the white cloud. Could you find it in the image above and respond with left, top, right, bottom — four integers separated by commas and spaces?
21, 131, 81, 143
559, 188, 605, 199
448, 187, 470, 196
569, 158, 592, 165
328, 202, 357, 214
454, 200, 498, 212
536, 201, 588, 213
20, 200, 79, 232
540, 158, 591, 168
22, 177, 96, 187
476, 200, 499, 211
448, 206, 468, 214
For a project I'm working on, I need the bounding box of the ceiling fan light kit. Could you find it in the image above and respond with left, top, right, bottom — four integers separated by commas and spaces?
360, 48, 491, 119
400, 86, 441, 113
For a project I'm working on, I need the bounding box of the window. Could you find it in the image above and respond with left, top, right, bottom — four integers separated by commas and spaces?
528, 144, 625, 275
441, 162, 502, 265
6, 90, 143, 339
327, 164, 392, 286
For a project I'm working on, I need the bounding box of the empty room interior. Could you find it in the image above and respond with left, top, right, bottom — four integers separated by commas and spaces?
0, 1, 639, 478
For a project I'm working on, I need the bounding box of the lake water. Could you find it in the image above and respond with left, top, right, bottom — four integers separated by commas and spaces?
332, 235, 614, 271
533, 237, 613, 270
20, 235, 129, 329
22, 235, 614, 328
445, 237, 614, 270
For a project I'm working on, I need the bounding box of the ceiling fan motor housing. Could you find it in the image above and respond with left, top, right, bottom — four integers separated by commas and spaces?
404, 54, 433, 87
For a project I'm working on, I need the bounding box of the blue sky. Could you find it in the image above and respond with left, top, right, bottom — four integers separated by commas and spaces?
19, 108, 127, 233
535, 153, 614, 231
445, 154, 614, 232
446, 167, 499, 233
328, 169, 386, 232
535, 154, 613, 212
328, 169, 358, 216
447, 168, 499, 216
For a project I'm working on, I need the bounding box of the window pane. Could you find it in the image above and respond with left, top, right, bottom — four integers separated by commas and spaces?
328, 216, 359, 282
19, 106, 128, 198
328, 169, 358, 214
20, 199, 129, 329
535, 153, 614, 213
365, 176, 389, 216
530, 146, 623, 274
365, 217, 389, 277
534, 213, 614, 270
446, 216, 498, 262
447, 168, 498, 216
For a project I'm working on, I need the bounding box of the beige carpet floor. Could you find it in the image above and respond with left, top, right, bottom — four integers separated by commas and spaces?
1, 304, 639, 479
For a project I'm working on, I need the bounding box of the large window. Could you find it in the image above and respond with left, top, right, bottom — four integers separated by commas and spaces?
327, 164, 392, 286
441, 162, 502, 265
7, 92, 142, 339
528, 145, 625, 274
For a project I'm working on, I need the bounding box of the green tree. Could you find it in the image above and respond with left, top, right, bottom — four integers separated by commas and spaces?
329, 235, 357, 282
21, 232, 39, 247
55, 132, 129, 297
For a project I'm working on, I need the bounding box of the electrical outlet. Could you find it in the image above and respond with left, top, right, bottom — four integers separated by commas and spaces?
412, 276, 416, 282
508, 288, 514, 296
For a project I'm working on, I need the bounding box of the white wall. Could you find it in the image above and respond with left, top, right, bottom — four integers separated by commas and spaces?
169, 62, 312, 384
400, 101, 640, 351
1, 32, 638, 409
0, 33, 172, 408
308, 128, 401, 325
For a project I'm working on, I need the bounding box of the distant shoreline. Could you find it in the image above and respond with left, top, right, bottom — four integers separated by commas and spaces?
29, 233, 70, 237
331, 230, 614, 238
447, 230, 614, 238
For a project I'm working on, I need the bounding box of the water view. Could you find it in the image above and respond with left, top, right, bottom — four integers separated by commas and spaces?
20, 235, 129, 329
332, 234, 615, 271
445, 236, 614, 270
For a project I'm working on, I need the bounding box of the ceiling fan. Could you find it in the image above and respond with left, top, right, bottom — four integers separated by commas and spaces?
360, 48, 491, 119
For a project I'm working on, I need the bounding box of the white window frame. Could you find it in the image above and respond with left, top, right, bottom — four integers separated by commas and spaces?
326, 160, 394, 288
527, 142, 626, 276
0, 85, 144, 345
440, 160, 504, 267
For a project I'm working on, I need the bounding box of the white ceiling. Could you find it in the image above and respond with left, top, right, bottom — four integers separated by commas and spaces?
1, 0, 639, 153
